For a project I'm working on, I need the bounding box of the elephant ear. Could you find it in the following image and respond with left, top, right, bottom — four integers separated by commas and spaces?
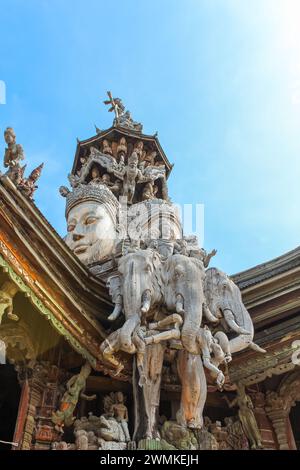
118, 255, 126, 275
152, 250, 162, 270
204, 268, 223, 314
189, 256, 205, 277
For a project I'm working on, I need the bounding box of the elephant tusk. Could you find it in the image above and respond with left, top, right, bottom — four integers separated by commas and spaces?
203, 303, 219, 323
107, 295, 123, 321
249, 342, 266, 353
141, 289, 151, 313
223, 309, 251, 335
175, 294, 184, 314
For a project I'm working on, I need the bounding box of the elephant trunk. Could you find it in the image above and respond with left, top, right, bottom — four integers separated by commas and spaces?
180, 296, 202, 354
108, 294, 123, 321
141, 289, 151, 313
120, 260, 142, 351
221, 303, 255, 354
175, 293, 184, 314
119, 315, 140, 353
223, 308, 251, 335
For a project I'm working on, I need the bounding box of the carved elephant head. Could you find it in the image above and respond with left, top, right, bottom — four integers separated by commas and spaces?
117, 249, 162, 351
164, 254, 206, 354
204, 268, 264, 354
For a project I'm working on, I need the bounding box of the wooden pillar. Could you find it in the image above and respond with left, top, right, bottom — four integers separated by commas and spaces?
265, 392, 290, 450
13, 363, 63, 450
32, 365, 63, 450
20, 365, 46, 450
250, 391, 276, 449
12, 379, 30, 450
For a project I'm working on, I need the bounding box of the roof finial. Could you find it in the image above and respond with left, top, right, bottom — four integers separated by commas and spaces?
103, 91, 143, 133
103, 91, 125, 121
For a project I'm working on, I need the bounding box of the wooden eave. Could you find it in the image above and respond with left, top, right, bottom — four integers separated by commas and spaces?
0, 176, 115, 370
232, 247, 300, 329
71, 126, 173, 177
228, 247, 300, 380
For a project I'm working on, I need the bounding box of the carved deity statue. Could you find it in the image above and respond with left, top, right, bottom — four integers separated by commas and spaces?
102, 139, 113, 155
142, 181, 158, 201
108, 391, 131, 442
117, 137, 127, 158
103, 91, 143, 132
2, 127, 25, 184
90, 165, 102, 183
61, 183, 119, 264
3, 127, 24, 170
134, 141, 144, 159
18, 163, 44, 199
143, 150, 157, 167
52, 362, 96, 432
224, 383, 263, 449
113, 151, 151, 204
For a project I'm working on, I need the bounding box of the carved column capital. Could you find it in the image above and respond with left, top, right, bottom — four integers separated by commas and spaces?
265, 391, 288, 414
265, 391, 290, 450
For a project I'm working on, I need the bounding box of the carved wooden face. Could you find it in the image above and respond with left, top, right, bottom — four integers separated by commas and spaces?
65, 201, 116, 264
4, 129, 15, 145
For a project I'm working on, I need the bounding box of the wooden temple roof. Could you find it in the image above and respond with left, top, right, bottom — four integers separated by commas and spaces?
72, 126, 173, 177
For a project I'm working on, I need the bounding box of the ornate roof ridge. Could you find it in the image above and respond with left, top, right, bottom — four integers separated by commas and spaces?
232, 245, 300, 289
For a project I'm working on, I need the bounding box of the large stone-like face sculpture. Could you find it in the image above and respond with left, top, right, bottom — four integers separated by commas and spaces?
65, 201, 117, 264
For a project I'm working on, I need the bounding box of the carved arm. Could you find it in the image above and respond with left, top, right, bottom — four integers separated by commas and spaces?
80, 392, 97, 401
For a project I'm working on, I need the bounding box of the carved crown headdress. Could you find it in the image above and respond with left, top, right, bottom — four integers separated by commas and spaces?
59, 183, 120, 223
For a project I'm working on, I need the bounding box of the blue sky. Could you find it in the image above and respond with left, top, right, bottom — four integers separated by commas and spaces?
1, 0, 300, 274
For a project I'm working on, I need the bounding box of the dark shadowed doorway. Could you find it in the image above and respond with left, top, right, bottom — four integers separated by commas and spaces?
0, 364, 21, 450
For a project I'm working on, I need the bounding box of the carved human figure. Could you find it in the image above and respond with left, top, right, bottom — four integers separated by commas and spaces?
113, 151, 146, 204
0, 281, 19, 324
109, 391, 131, 442
117, 137, 127, 158
102, 139, 113, 155
224, 383, 263, 449
51, 362, 96, 431
117, 154, 125, 172
142, 181, 158, 201
63, 185, 119, 264
90, 165, 102, 183
195, 326, 225, 388
144, 150, 157, 167
3, 127, 24, 169
101, 173, 122, 197
134, 141, 144, 159
144, 314, 183, 346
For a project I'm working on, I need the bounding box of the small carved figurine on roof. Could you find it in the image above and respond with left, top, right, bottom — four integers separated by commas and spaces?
3, 127, 25, 184
103, 91, 143, 132
18, 163, 44, 200
2, 127, 44, 200
3, 127, 24, 169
